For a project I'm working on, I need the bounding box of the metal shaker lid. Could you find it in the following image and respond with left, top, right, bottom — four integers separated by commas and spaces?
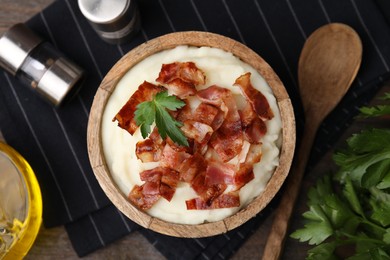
78, 0, 129, 24
0, 23, 43, 76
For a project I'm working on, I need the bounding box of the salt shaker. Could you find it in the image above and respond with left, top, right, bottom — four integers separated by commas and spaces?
78, 0, 141, 44
0, 24, 85, 106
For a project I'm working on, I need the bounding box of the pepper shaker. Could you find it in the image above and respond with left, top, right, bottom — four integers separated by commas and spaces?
78, 0, 141, 44
0, 24, 85, 106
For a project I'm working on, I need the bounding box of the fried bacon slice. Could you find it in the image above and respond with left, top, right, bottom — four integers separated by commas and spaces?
205, 160, 236, 185
128, 167, 180, 210
160, 144, 191, 169
197, 86, 229, 116
128, 185, 160, 210
186, 191, 240, 210
191, 172, 227, 204
234, 164, 255, 190
156, 62, 206, 98
113, 81, 165, 135
160, 168, 180, 201
239, 102, 258, 127
193, 103, 224, 131
244, 118, 267, 144
136, 128, 166, 162
239, 102, 267, 144
175, 99, 193, 122
136, 139, 159, 162
197, 86, 243, 162
178, 153, 207, 182
181, 120, 213, 144
234, 73, 274, 120
180, 103, 225, 154
245, 144, 263, 165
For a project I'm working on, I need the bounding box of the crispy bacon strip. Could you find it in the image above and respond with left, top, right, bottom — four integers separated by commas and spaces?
160, 144, 191, 169
181, 120, 213, 144
239, 102, 267, 144
193, 102, 225, 131
234, 164, 255, 190
140, 168, 162, 182
128, 167, 180, 210
175, 99, 192, 122
178, 153, 207, 182
239, 102, 258, 127
197, 85, 229, 107
193, 103, 218, 124
233, 141, 250, 165
180, 103, 224, 154
186, 191, 240, 210
245, 144, 263, 165
191, 172, 227, 204
136, 139, 158, 162
156, 62, 206, 98
198, 86, 243, 162
160, 168, 180, 201
234, 73, 274, 120
128, 185, 160, 210
135, 127, 166, 162
205, 160, 236, 185
162, 78, 197, 98
157, 62, 206, 86
245, 118, 267, 144
113, 81, 165, 135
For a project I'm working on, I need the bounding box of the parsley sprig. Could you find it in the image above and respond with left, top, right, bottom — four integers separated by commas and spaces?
134, 91, 189, 146
291, 93, 390, 259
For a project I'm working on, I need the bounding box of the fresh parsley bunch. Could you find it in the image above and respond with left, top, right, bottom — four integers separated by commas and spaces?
291, 93, 390, 259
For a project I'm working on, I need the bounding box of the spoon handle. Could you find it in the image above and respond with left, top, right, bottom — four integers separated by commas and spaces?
262, 121, 319, 260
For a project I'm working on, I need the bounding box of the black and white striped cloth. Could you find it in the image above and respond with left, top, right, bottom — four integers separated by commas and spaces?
1, 0, 389, 258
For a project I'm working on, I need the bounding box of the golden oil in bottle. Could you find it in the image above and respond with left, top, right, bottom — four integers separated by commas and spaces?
0, 142, 42, 259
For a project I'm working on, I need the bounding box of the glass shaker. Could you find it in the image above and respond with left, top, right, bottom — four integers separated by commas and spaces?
0, 142, 42, 259
0, 23, 85, 106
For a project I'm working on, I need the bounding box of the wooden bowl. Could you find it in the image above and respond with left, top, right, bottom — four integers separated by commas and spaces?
87, 31, 295, 237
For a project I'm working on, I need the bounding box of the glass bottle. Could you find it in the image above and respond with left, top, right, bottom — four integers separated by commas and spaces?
0, 142, 42, 259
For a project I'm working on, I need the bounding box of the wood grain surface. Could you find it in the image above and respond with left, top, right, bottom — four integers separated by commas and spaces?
1, 1, 389, 259
0, 0, 52, 34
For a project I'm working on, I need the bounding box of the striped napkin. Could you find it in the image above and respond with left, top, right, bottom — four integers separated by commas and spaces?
0, 0, 389, 258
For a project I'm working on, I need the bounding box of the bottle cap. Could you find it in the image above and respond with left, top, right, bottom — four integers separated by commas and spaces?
78, 0, 140, 44
0, 24, 42, 76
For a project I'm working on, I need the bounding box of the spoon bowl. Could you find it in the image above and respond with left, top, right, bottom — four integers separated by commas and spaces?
299, 23, 362, 124
263, 23, 362, 259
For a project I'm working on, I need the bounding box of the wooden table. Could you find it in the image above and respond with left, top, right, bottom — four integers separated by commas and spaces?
1, 1, 389, 259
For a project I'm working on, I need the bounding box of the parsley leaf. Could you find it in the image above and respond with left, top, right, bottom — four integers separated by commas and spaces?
134, 91, 188, 146
134, 101, 155, 138
377, 171, 390, 189
290, 204, 333, 245
359, 105, 390, 118
359, 92, 390, 118
333, 129, 390, 186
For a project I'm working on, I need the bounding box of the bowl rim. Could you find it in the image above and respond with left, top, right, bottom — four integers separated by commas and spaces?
87, 31, 296, 237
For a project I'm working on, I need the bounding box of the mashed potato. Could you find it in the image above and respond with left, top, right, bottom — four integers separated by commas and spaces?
101, 46, 282, 224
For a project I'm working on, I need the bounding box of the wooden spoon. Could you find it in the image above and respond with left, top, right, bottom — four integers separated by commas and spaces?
262, 23, 362, 259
